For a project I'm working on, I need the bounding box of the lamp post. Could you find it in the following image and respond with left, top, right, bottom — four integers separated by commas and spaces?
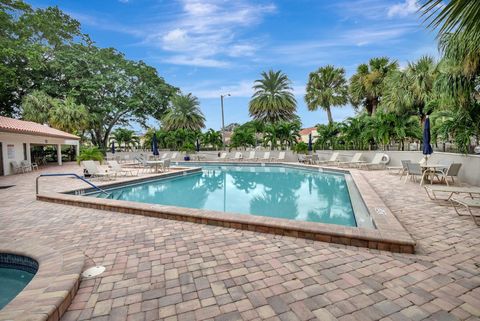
220, 93, 230, 150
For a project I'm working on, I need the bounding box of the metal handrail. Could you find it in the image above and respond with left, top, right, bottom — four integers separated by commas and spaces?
36, 173, 110, 197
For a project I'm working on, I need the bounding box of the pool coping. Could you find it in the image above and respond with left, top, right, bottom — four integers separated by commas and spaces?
36, 163, 415, 254
0, 239, 84, 321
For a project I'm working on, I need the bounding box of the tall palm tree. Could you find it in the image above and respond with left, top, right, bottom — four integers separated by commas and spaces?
162, 93, 205, 131
382, 56, 437, 119
249, 70, 297, 124
349, 57, 398, 115
305, 65, 348, 124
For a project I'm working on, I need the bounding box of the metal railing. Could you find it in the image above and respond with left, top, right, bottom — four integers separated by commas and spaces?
36, 173, 110, 197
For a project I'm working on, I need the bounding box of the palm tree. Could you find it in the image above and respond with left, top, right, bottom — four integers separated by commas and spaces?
349, 57, 398, 115
249, 70, 297, 123
110, 128, 138, 151
230, 126, 256, 150
382, 56, 437, 119
275, 121, 301, 149
162, 93, 205, 131
201, 129, 222, 150
305, 65, 348, 124
314, 123, 339, 150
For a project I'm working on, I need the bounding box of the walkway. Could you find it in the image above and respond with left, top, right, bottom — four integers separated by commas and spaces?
0, 164, 479, 321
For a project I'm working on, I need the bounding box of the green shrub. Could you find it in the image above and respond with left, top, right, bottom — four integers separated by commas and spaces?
77, 147, 104, 164
293, 142, 308, 154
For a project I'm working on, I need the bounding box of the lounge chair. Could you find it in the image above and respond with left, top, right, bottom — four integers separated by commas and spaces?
245, 151, 256, 161
317, 152, 339, 165
261, 151, 270, 162
424, 185, 480, 201
450, 197, 480, 225
273, 151, 286, 162
232, 152, 243, 161
298, 154, 307, 163
161, 153, 169, 160
358, 153, 387, 170
82, 160, 115, 180
170, 152, 178, 160
162, 159, 171, 172
219, 152, 228, 160
336, 153, 364, 168
309, 154, 319, 165
107, 160, 138, 177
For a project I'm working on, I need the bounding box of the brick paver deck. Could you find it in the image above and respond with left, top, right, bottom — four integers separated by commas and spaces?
0, 164, 479, 321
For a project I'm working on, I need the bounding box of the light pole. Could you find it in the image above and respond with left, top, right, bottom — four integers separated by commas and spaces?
220, 93, 230, 150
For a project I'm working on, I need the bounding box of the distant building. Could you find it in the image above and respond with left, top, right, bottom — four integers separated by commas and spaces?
0, 116, 80, 175
299, 127, 318, 143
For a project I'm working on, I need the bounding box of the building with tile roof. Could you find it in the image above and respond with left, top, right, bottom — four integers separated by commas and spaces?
0, 116, 80, 175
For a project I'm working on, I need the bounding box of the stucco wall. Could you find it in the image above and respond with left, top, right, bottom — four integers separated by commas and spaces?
0, 132, 79, 176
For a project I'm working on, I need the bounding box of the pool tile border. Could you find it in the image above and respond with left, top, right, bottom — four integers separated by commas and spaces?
0, 239, 84, 321
36, 163, 415, 253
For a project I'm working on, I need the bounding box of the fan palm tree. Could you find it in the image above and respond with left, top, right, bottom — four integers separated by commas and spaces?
249, 70, 297, 124
162, 93, 205, 131
305, 65, 348, 124
349, 57, 398, 115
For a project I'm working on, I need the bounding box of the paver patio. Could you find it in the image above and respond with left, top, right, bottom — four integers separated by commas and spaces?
0, 163, 479, 321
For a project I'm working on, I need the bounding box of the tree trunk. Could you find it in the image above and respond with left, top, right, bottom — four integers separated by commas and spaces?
371, 99, 378, 115
326, 107, 333, 124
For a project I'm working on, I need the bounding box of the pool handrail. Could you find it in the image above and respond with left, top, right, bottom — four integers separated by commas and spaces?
36, 173, 110, 197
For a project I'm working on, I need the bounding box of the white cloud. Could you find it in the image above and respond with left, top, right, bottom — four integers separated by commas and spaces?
387, 0, 419, 17
162, 56, 230, 68
144, 0, 276, 67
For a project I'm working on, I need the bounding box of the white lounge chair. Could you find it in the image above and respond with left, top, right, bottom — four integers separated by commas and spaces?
317, 152, 339, 165
358, 153, 387, 170
424, 185, 480, 201
107, 160, 138, 177
336, 153, 364, 168
161, 153, 169, 160
261, 151, 271, 162
170, 152, 178, 160
274, 151, 286, 162
219, 152, 228, 160
232, 152, 243, 161
245, 151, 256, 161
82, 160, 114, 180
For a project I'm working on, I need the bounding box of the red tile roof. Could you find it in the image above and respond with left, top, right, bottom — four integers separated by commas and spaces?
299, 127, 317, 136
0, 116, 80, 140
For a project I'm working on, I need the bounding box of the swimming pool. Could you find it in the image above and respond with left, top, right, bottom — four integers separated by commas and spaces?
92, 164, 372, 228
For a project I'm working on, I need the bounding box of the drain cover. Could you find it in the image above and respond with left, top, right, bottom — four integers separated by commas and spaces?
82, 266, 106, 278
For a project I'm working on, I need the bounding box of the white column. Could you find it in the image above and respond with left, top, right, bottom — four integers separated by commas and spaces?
26, 143, 31, 163
57, 144, 62, 165
76, 141, 80, 157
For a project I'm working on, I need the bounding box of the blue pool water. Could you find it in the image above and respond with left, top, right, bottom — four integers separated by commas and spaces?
0, 268, 34, 309
95, 165, 358, 227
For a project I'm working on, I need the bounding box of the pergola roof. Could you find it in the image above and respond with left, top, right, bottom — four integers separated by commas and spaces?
0, 116, 80, 140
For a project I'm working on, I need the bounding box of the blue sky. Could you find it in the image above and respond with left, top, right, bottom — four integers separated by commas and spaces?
31, 0, 438, 131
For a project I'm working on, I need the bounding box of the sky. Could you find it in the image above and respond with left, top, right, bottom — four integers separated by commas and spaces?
31, 0, 439, 131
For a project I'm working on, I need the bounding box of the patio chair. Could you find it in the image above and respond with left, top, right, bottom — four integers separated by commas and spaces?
358, 153, 387, 170
170, 152, 178, 160
261, 151, 271, 162
245, 151, 256, 161
450, 197, 480, 225
161, 153, 169, 160
298, 154, 307, 163
336, 153, 364, 168
437, 163, 462, 186
10, 161, 27, 174
21, 160, 38, 171
107, 160, 138, 177
424, 185, 480, 201
404, 162, 426, 184
387, 160, 411, 177
162, 159, 171, 172
316, 152, 339, 165
219, 152, 228, 160
82, 160, 115, 180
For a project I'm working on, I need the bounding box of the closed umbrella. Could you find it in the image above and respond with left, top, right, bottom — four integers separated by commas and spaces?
196, 138, 200, 152
111, 141, 115, 154
152, 133, 159, 157
308, 133, 313, 153
423, 116, 433, 163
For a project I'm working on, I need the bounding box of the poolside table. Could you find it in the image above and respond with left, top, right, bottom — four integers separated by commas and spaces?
420, 164, 448, 185
146, 160, 165, 173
